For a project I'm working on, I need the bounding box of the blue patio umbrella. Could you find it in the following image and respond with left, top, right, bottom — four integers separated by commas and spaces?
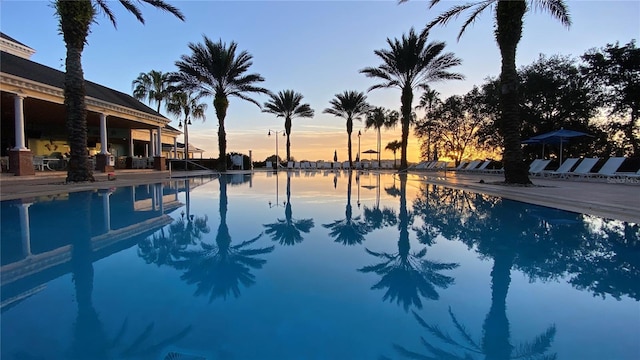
522, 138, 568, 159
526, 128, 592, 164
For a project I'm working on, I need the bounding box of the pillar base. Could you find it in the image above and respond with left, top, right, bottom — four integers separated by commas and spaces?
9, 149, 35, 176
95, 153, 114, 173
154, 156, 166, 171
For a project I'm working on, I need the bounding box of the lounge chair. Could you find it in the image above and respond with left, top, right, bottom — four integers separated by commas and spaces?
460, 160, 481, 172
584, 157, 626, 180
539, 158, 580, 178
529, 159, 551, 175
451, 161, 468, 171
287, 161, 294, 169
474, 160, 491, 172
563, 157, 600, 179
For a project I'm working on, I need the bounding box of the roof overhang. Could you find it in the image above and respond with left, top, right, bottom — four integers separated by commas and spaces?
1, 73, 170, 127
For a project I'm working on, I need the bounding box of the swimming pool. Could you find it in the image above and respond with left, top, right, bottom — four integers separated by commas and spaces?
1, 172, 638, 359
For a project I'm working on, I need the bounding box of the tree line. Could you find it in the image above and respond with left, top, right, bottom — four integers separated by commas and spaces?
413, 42, 640, 166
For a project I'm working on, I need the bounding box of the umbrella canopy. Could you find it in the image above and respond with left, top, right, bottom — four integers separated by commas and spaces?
526, 128, 592, 164
362, 149, 378, 161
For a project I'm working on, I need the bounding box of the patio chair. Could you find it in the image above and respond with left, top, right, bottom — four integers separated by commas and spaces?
472, 160, 491, 172
584, 157, 626, 180
529, 159, 551, 175
539, 158, 580, 178
460, 160, 481, 172
33, 156, 45, 171
451, 161, 468, 171
563, 157, 600, 179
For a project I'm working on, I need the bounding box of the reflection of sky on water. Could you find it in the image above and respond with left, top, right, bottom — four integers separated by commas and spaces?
1, 173, 638, 359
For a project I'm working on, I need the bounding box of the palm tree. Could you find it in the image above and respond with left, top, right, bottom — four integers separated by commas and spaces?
131, 70, 173, 114
415, 86, 441, 112
360, 28, 463, 170
263, 90, 315, 162
415, 87, 441, 161
365, 107, 399, 167
53, 1, 184, 183
175, 36, 270, 171
263, 174, 315, 246
385, 140, 402, 168
165, 91, 207, 162
323, 91, 370, 167
419, 0, 571, 183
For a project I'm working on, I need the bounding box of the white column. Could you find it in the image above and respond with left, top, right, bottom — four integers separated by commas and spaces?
99, 113, 109, 155
13, 94, 28, 151
17, 202, 32, 258
102, 191, 111, 232
173, 138, 178, 159
129, 133, 134, 157
144, 144, 149, 158
157, 125, 163, 157
148, 130, 154, 157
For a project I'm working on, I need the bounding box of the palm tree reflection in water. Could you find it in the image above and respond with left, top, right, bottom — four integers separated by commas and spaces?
388, 185, 567, 360
360, 174, 458, 312
323, 171, 370, 245
362, 173, 397, 230
138, 180, 210, 267
173, 176, 275, 301
69, 192, 191, 359
264, 174, 315, 246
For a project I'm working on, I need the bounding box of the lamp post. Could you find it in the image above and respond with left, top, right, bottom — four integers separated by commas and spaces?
357, 130, 361, 164
268, 129, 285, 170
179, 117, 192, 171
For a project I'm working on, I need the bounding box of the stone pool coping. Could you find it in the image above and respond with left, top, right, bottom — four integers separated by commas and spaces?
1, 169, 638, 223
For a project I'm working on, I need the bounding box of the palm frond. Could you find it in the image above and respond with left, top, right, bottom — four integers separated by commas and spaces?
534, 0, 571, 27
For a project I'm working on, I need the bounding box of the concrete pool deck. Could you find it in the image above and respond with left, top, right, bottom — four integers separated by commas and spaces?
1, 168, 638, 223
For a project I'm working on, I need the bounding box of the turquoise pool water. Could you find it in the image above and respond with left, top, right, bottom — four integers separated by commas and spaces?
1, 172, 638, 360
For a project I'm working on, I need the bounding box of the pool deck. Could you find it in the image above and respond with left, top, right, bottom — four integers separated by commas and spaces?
1, 169, 638, 223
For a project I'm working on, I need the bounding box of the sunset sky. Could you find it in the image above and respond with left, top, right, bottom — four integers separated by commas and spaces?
1, 1, 638, 163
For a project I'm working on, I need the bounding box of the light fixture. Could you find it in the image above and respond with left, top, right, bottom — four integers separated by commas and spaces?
178, 121, 183, 129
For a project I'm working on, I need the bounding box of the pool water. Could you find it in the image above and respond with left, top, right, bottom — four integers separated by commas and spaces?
1, 172, 638, 360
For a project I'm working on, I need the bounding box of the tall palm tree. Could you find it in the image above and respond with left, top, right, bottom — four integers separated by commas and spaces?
175, 36, 270, 171
419, 0, 571, 183
165, 91, 207, 161
385, 140, 402, 168
263, 90, 315, 162
360, 28, 463, 170
323, 91, 370, 167
415, 86, 441, 112
53, 0, 184, 183
131, 70, 173, 114
365, 107, 399, 167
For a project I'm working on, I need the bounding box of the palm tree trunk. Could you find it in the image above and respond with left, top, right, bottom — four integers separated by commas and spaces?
214, 95, 228, 172
400, 87, 413, 170
58, 0, 94, 183
496, 0, 530, 184
377, 128, 381, 167
347, 117, 353, 166
285, 116, 292, 162
483, 251, 515, 360
628, 107, 639, 156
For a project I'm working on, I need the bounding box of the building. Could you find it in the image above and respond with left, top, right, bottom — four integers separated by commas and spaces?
0, 33, 185, 175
